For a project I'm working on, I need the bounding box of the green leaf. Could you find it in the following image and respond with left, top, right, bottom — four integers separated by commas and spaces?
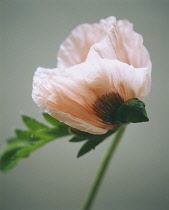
77, 138, 105, 158
0, 138, 48, 171
0, 139, 32, 171
0, 115, 71, 172
69, 136, 87, 142
77, 128, 118, 158
14, 139, 49, 158
15, 129, 33, 139
33, 126, 70, 140
112, 98, 149, 124
0, 127, 70, 172
7, 137, 22, 144
22, 115, 49, 131
0, 147, 22, 171
43, 113, 65, 127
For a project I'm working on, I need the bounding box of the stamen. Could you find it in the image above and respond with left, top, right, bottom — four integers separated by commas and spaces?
92, 92, 124, 125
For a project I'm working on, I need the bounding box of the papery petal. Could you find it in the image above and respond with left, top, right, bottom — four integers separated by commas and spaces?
32, 59, 150, 134
94, 58, 151, 100
86, 17, 152, 71
117, 20, 151, 70
73, 58, 151, 101
57, 23, 106, 68
32, 67, 108, 135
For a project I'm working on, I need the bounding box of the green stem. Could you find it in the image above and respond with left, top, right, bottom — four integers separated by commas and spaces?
81, 125, 126, 210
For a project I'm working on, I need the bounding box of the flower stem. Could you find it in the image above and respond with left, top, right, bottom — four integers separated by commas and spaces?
81, 125, 126, 210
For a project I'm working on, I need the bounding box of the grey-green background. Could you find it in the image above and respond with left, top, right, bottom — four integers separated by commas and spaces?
0, 0, 169, 210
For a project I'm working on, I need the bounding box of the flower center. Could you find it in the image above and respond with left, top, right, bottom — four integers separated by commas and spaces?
92, 92, 124, 125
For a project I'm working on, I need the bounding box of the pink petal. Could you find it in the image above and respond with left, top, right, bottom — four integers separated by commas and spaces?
86, 18, 151, 70
32, 67, 108, 135
95, 59, 151, 100
57, 23, 106, 68
117, 20, 151, 69
32, 59, 150, 134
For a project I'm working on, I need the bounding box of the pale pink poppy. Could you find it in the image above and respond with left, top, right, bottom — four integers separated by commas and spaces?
32, 16, 151, 135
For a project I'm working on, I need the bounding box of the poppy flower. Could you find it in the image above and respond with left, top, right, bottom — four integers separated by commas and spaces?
32, 16, 151, 135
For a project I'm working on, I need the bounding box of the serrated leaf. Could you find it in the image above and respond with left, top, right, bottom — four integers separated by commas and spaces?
0, 115, 71, 172
7, 137, 21, 144
77, 128, 118, 158
33, 126, 70, 140
15, 129, 33, 139
113, 98, 149, 124
0, 147, 21, 171
69, 136, 87, 142
0, 139, 31, 171
0, 129, 69, 171
22, 115, 49, 131
77, 138, 105, 158
43, 113, 65, 127
0, 138, 46, 171
14, 139, 48, 158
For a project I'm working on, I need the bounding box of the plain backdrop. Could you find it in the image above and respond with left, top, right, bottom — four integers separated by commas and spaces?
0, 0, 169, 210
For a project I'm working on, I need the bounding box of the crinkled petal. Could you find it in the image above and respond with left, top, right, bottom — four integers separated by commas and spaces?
94, 59, 151, 100
86, 18, 152, 71
32, 67, 108, 135
57, 23, 106, 68
117, 20, 152, 70
32, 59, 150, 134
73, 58, 151, 101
